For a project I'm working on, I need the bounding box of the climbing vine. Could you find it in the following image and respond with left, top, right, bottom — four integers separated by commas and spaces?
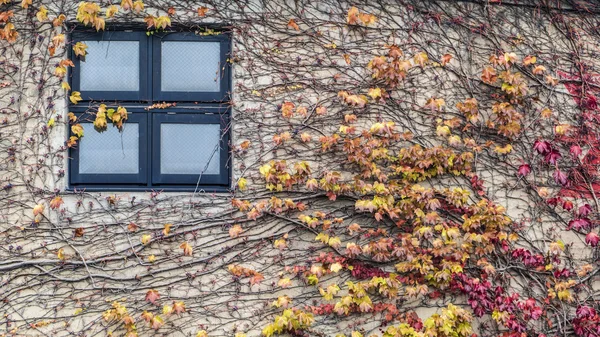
0, 1, 599, 337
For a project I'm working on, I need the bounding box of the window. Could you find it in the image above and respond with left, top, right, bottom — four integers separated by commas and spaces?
68, 30, 231, 191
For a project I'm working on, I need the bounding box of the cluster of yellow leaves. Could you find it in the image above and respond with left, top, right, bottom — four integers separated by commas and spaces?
227, 264, 265, 286
338, 91, 368, 108
121, 0, 145, 13
261, 308, 314, 337
548, 279, 576, 302
94, 104, 128, 132
346, 6, 377, 26
76, 2, 105, 30
259, 160, 311, 191
54, 59, 74, 79
103, 302, 137, 336
144, 15, 171, 30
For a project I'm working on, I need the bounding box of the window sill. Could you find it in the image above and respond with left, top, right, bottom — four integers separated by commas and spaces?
65, 185, 232, 194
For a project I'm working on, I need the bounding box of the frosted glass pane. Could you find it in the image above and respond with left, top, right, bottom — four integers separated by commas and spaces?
161, 41, 220, 92
79, 123, 139, 174
160, 124, 220, 175
79, 41, 139, 91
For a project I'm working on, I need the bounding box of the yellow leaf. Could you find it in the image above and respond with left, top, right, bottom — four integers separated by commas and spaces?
163, 223, 172, 236
368, 87, 382, 100
47, 118, 55, 128
237, 177, 247, 191
69, 91, 82, 104
36, 6, 48, 22
61, 82, 71, 91
105, 5, 118, 18
57, 248, 65, 260
141, 234, 151, 244
71, 124, 84, 138
73, 42, 87, 58
180, 242, 193, 256
330, 262, 343, 273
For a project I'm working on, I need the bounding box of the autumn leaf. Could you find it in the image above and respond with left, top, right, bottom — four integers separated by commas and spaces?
300, 132, 312, 142
347, 6, 360, 25
71, 124, 84, 138
21, 0, 31, 8
239, 140, 251, 150
197, 6, 209, 17
61, 82, 70, 91
359, 13, 377, 26
148, 255, 156, 263
105, 5, 118, 18
162, 223, 172, 236
141, 234, 151, 244
288, 18, 299, 31
72, 42, 87, 58
281, 101, 295, 118
237, 177, 247, 191
162, 305, 173, 315
36, 6, 48, 22
66, 136, 78, 148
316, 106, 327, 115
533, 65, 546, 75
441, 53, 452, 66
343, 54, 351, 65
121, 0, 133, 10
73, 227, 84, 237
368, 87, 382, 100
49, 196, 63, 210
133, 0, 144, 14
413, 52, 429, 67
167, 7, 175, 16
523, 55, 537, 65
69, 91, 82, 104
180, 241, 193, 256
57, 248, 65, 260
196, 331, 208, 337
145, 289, 160, 304
481, 66, 497, 83
150, 315, 164, 329
229, 224, 243, 238
173, 301, 186, 314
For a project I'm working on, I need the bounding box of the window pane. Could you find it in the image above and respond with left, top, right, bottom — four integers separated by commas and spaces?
79, 41, 139, 91
79, 123, 140, 174
161, 41, 221, 92
160, 124, 220, 175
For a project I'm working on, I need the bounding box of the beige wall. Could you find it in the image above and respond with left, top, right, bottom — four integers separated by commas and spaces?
0, 1, 598, 336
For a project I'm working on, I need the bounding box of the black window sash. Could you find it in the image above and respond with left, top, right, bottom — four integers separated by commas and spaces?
151, 32, 231, 102
71, 31, 149, 102
69, 109, 148, 186
151, 111, 230, 186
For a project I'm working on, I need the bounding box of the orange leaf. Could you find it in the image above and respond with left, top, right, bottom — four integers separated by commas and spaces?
347, 6, 360, 25
180, 242, 193, 256
441, 53, 452, 66
197, 6, 209, 17
229, 224, 243, 238
287, 18, 299, 31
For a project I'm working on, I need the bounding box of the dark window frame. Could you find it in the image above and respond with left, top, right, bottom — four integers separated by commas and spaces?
152, 32, 231, 102
68, 29, 232, 192
151, 112, 230, 186
69, 109, 149, 186
71, 31, 150, 102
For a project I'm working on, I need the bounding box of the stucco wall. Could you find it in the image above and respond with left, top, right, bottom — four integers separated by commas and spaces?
0, 1, 599, 336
